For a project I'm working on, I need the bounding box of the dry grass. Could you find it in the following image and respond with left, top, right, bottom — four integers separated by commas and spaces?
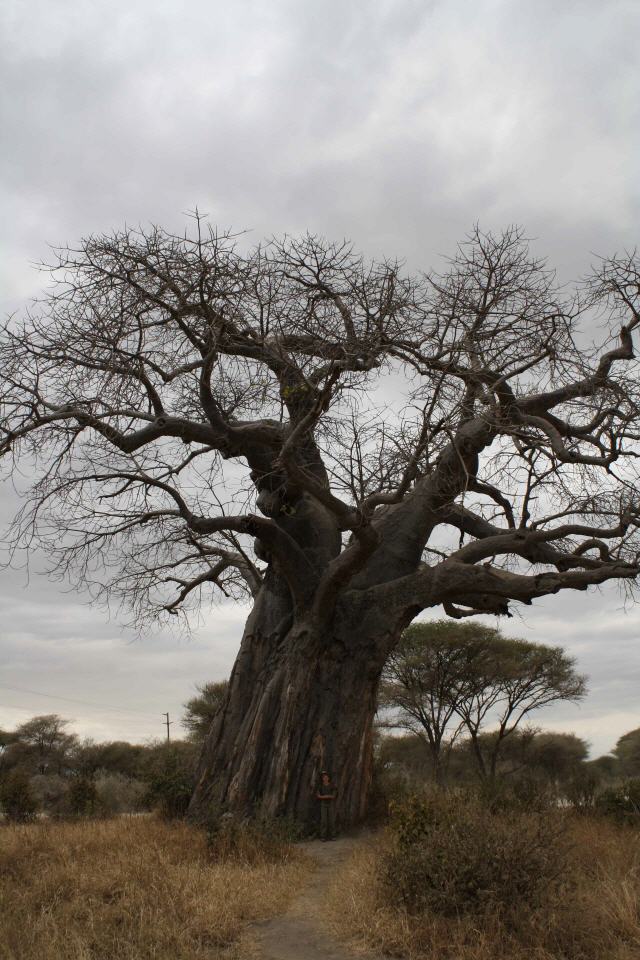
0, 815, 308, 960
325, 816, 640, 960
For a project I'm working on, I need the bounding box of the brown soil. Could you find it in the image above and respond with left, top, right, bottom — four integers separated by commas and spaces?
253, 836, 385, 960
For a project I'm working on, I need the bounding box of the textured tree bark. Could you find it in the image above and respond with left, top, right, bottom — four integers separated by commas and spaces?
189, 576, 390, 828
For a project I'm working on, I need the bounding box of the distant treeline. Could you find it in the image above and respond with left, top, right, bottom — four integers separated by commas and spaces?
0, 713, 197, 820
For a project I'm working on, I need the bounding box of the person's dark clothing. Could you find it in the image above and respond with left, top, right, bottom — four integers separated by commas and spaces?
317, 782, 337, 840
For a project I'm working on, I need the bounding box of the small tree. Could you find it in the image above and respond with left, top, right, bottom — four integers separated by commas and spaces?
67, 774, 99, 817
380, 621, 586, 783
13, 714, 78, 774
144, 744, 195, 819
456, 637, 587, 781
379, 621, 501, 784
589, 754, 619, 780
87, 740, 148, 778
182, 680, 229, 741
524, 731, 588, 783
0, 767, 39, 822
613, 727, 640, 777
0, 728, 15, 758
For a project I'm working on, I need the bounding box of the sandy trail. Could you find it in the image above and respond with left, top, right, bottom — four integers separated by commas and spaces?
252, 836, 385, 960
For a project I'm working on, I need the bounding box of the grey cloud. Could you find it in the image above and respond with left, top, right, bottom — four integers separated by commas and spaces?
0, 591, 248, 743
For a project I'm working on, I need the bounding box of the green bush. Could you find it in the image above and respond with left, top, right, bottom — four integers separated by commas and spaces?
563, 770, 600, 812
383, 790, 568, 919
30, 773, 70, 818
594, 779, 640, 823
0, 767, 39, 822
474, 775, 555, 814
95, 772, 146, 815
143, 747, 194, 819
67, 775, 99, 817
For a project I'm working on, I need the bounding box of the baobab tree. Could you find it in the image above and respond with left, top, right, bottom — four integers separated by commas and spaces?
1, 220, 640, 826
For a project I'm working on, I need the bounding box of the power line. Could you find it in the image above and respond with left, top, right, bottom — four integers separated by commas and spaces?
0, 682, 159, 720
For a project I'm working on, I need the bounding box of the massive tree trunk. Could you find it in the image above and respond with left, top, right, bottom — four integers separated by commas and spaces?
189, 570, 395, 828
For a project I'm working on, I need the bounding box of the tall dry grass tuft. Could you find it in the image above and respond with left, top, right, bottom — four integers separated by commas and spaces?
0, 815, 308, 960
326, 814, 640, 960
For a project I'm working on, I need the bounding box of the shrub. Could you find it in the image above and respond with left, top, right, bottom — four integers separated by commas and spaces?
143, 746, 194, 819
383, 790, 568, 919
95, 772, 146, 815
67, 775, 99, 817
326, 815, 640, 960
30, 773, 70, 818
594, 778, 640, 823
368, 764, 416, 824
474, 775, 555, 814
0, 767, 39, 822
563, 769, 600, 812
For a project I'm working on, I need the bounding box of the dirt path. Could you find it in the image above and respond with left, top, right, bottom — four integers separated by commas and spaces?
252, 836, 385, 960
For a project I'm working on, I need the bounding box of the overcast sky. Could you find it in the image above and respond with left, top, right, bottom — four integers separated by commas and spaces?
1, 0, 639, 755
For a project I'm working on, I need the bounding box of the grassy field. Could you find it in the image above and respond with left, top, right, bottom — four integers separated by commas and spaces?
326, 814, 640, 960
0, 816, 308, 960
4, 805, 639, 960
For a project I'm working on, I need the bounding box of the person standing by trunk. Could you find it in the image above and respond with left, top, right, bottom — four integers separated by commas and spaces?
317, 771, 337, 840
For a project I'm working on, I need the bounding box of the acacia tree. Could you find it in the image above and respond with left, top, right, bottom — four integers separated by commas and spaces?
2, 220, 640, 826
613, 727, 640, 777
454, 637, 586, 781
379, 621, 585, 784
11, 714, 78, 775
182, 680, 229, 741
522, 731, 589, 783
379, 620, 499, 784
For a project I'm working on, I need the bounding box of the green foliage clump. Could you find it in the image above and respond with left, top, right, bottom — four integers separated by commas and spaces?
67, 775, 99, 817
0, 767, 39, 822
144, 746, 194, 819
594, 779, 640, 823
473, 775, 555, 815
613, 728, 640, 777
30, 773, 70, 818
182, 681, 229, 741
95, 773, 146, 816
563, 769, 600, 812
383, 790, 568, 919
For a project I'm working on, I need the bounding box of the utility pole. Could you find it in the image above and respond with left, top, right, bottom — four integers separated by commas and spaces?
162, 712, 172, 743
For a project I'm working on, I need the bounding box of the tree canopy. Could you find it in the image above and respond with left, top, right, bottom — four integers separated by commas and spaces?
2, 714, 78, 775
380, 620, 586, 781
379, 620, 499, 781
2, 221, 640, 627
182, 680, 229, 741
613, 727, 640, 777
